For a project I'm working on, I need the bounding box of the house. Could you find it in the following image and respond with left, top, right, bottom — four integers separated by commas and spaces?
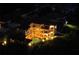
25, 22, 57, 40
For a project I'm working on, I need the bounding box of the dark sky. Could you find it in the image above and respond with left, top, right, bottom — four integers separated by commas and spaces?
0, 3, 79, 26
0, 3, 78, 15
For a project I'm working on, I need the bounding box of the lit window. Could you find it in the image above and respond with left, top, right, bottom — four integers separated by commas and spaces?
50, 25, 54, 28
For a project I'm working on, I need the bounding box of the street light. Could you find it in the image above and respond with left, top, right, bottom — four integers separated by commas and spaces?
2, 40, 7, 46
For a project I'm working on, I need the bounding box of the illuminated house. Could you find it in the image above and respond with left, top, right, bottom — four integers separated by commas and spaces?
25, 22, 57, 40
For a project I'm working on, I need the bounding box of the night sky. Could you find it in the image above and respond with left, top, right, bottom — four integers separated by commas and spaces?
0, 4, 78, 23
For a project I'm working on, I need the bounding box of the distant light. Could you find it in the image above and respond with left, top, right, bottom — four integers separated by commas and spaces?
51, 37, 54, 39
50, 25, 54, 28
42, 39, 45, 42
65, 21, 68, 24
4, 41, 7, 44
28, 43, 32, 46
54, 36, 57, 38
25, 36, 27, 39
2, 43, 4, 46
44, 33, 48, 36
2, 40, 7, 46
55, 26, 57, 28
50, 32, 53, 33
46, 38, 48, 40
